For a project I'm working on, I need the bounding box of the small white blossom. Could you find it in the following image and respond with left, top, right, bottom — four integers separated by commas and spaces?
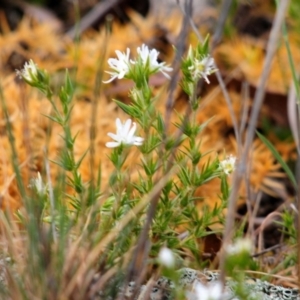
192, 281, 223, 300
16, 59, 38, 83
219, 155, 236, 175
106, 118, 144, 148
158, 247, 175, 268
135, 44, 173, 78
226, 238, 253, 255
103, 48, 131, 83
188, 54, 217, 84
29, 172, 47, 195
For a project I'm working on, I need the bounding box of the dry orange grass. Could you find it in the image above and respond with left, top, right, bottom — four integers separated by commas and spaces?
0, 10, 295, 217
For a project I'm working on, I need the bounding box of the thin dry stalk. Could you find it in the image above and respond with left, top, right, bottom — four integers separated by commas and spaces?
247, 191, 262, 238
66, 0, 121, 38
212, 0, 233, 47
62, 166, 178, 298
244, 270, 298, 284
136, 275, 157, 300
239, 82, 250, 138
252, 243, 283, 258
256, 211, 282, 260
219, 0, 290, 285
89, 22, 111, 189
164, 0, 191, 131
288, 81, 300, 155
87, 246, 135, 298
216, 70, 242, 149
63, 204, 98, 279
0, 211, 22, 263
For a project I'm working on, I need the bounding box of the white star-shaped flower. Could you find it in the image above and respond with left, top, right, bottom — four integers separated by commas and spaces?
219, 155, 236, 175
103, 48, 131, 83
158, 247, 175, 268
188, 55, 217, 84
192, 281, 223, 300
106, 118, 144, 148
135, 44, 173, 79
29, 172, 48, 195
226, 238, 253, 255
16, 59, 38, 83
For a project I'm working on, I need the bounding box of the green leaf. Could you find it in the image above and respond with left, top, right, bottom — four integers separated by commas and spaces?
256, 131, 297, 189
114, 99, 141, 118
156, 113, 165, 134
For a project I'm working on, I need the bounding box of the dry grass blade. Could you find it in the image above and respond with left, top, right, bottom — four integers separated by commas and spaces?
288, 81, 300, 155
66, 0, 121, 38
62, 166, 178, 298
212, 0, 233, 47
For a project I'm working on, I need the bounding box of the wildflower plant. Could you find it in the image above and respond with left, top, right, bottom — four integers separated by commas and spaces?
16, 59, 51, 95
224, 237, 258, 299
28, 172, 48, 196
219, 155, 236, 176
1, 36, 236, 299
181, 35, 218, 110
28, 65, 85, 196
101, 36, 231, 291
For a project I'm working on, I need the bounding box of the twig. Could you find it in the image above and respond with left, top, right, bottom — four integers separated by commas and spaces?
252, 243, 284, 258
239, 81, 250, 140
66, 0, 122, 39
256, 211, 283, 272
87, 247, 135, 298
212, 0, 233, 47
164, 0, 191, 130
243, 270, 298, 283
247, 191, 262, 237
136, 275, 157, 300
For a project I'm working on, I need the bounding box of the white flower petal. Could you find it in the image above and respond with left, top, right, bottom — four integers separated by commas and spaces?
226, 238, 253, 255
134, 137, 144, 143
133, 138, 144, 146
202, 75, 210, 84
219, 155, 236, 175
193, 281, 223, 300
103, 49, 131, 83
160, 69, 171, 79
116, 118, 122, 132
122, 119, 132, 136
107, 132, 120, 141
16, 59, 38, 83
188, 53, 217, 84
105, 141, 121, 148
158, 247, 175, 268
135, 44, 172, 78
102, 76, 117, 84
127, 122, 137, 139
106, 118, 144, 148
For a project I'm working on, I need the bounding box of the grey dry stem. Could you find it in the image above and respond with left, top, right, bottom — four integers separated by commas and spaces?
219, 0, 291, 286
